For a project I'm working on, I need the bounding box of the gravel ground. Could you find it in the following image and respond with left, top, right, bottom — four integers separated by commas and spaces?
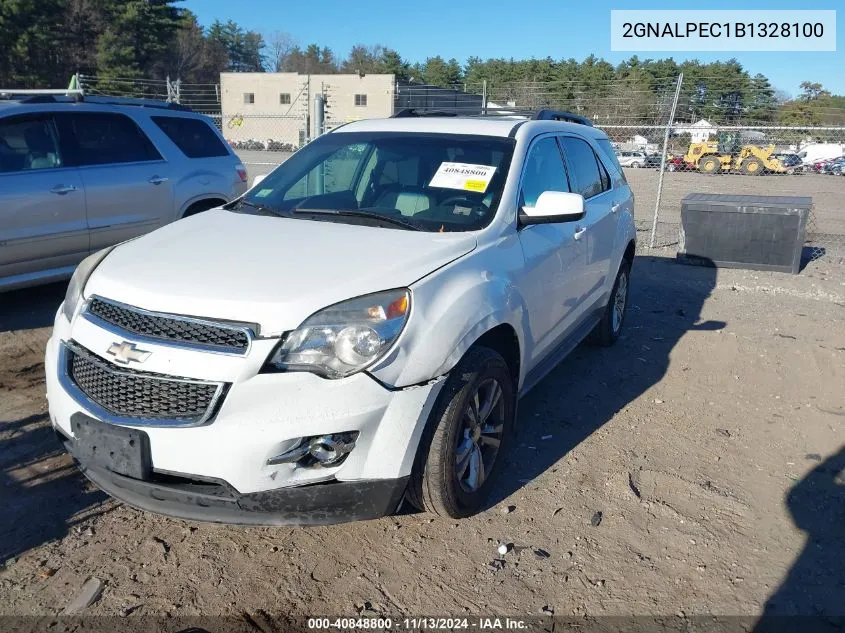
1, 256, 844, 622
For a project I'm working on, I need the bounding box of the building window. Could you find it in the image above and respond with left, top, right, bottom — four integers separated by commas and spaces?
279, 93, 291, 105
354, 94, 367, 107
244, 93, 255, 104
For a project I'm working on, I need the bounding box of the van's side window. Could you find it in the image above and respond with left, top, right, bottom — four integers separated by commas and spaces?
0, 116, 62, 173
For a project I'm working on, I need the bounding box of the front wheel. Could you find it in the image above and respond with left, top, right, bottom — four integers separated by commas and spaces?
591, 260, 631, 347
407, 346, 516, 518
699, 156, 722, 174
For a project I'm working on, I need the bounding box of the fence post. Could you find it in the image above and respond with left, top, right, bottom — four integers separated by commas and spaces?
650, 73, 684, 249
175, 78, 181, 104
482, 79, 487, 115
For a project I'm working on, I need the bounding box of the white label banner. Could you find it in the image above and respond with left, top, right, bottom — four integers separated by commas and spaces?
429, 162, 497, 193
610, 10, 836, 52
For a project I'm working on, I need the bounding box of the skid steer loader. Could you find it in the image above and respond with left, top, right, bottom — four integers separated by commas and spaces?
683, 132, 787, 175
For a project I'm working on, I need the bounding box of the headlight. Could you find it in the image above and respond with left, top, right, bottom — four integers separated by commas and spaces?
264, 289, 411, 379
61, 247, 115, 322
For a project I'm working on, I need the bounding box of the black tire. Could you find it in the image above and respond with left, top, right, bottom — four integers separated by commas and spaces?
590, 259, 631, 347
699, 156, 722, 175
406, 346, 516, 519
740, 157, 765, 175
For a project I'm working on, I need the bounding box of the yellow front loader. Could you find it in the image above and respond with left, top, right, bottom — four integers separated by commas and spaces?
683, 133, 787, 175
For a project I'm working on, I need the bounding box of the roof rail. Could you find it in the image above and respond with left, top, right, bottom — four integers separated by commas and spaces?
532, 110, 594, 126
389, 107, 594, 126
0, 89, 191, 111
0, 88, 84, 101
391, 108, 460, 118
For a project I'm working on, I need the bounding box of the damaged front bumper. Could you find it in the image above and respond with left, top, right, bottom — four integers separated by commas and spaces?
45, 309, 446, 526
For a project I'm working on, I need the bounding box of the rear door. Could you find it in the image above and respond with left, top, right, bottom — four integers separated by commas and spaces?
0, 113, 88, 282
558, 135, 616, 310
56, 111, 175, 251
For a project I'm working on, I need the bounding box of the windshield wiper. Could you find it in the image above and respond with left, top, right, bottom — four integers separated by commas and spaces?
234, 198, 287, 217
291, 208, 424, 231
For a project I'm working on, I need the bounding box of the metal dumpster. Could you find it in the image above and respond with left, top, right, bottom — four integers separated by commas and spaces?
678, 193, 811, 274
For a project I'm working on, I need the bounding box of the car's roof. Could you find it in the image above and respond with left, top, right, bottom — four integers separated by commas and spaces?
0, 98, 201, 118
334, 116, 609, 142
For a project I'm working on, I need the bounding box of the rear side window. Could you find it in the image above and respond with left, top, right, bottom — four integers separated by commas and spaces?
595, 137, 626, 183
152, 116, 229, 158
0, 115, 62, 173
560, 136, 608, 199
60, 112, 161, 166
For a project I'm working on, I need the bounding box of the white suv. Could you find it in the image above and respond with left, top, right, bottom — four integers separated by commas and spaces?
46, 110, 636, 525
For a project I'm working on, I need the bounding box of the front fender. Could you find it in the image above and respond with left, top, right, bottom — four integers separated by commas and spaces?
368, 235, 526, 389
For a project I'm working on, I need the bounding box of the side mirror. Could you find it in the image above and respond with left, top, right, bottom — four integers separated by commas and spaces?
520, 191, 585, 225
251, 174, 267, 188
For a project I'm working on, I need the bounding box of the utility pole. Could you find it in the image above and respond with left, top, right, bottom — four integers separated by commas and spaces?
650, 73, 684, 249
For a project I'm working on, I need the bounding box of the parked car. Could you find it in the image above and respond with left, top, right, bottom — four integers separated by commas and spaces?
819, 156, 845, 174
643, 153, 663, 168
46, 111, 636, 525
0, 92, 248, 292
616, 150, 647, 168
772, 153, 802, 169
666, 156, 692, 172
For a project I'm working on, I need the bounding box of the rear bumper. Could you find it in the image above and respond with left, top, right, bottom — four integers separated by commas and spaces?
58, 431, 408, 526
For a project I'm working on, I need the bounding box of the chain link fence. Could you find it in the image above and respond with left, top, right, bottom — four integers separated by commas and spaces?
192, 75, 845, 265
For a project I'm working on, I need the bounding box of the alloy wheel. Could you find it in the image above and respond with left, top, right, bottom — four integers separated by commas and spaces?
612, 270, 628, 334
454, 378, 505, 493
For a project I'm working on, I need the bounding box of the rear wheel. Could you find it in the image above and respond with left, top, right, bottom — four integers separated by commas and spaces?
699, 156, 722, 175
631, 161, 642, 168
741, 157, 765, 175
590, 260, 631, 347
183, 199, 225, 217
407, 346, 515, 519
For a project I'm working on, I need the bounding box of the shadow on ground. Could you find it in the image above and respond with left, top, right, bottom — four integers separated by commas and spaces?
755, 446, 845, 632
490, 254, 725, 504
0, 415, 108, 564
0, 281, 66, 333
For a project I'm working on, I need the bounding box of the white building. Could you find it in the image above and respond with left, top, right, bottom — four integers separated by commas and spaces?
673, 119, 717, 143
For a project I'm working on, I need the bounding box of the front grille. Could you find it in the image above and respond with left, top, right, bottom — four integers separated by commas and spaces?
67, 344, 222, 424
87, 297, 250, 352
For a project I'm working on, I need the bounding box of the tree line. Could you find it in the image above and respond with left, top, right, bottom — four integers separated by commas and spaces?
1, 0, 842, 125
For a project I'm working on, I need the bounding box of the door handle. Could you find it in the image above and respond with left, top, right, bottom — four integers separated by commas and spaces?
148, 176, 169, 185
574, 226, 587, 240
50, 184, 77, 195
611, 201, 623, 213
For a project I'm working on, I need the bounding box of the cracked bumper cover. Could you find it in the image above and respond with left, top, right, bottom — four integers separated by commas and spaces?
58, 430, 409, 526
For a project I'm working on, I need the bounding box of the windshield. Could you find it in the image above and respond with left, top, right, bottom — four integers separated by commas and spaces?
238, 131, 516, 232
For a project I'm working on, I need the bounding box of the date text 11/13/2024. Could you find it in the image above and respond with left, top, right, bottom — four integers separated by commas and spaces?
306, 617, 531, 630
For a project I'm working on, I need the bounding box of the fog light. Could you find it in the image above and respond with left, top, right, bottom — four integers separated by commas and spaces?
266, 432, 358, 468
309, 433, 357, 466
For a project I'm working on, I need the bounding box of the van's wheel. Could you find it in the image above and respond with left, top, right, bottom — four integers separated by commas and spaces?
590, 259, 631, 347
183, 199, 225, 218
407, 346, 515, 519
740, 157, 765, 175
631, 161, 642, 168
699, 156, 721, 174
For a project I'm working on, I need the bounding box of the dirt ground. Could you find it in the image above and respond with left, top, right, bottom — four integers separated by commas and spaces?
1, 256, 844, 623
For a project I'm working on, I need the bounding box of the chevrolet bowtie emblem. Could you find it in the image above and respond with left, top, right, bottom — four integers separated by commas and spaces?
106, 341, 151, 364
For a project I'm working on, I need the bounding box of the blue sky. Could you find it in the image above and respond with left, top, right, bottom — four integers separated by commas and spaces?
184, 0, 843, 96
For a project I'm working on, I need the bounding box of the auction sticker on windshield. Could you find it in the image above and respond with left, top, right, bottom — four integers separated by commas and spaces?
429, 162, 497, 193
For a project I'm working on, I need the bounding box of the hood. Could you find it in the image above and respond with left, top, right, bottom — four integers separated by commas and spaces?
85, 209, 476, 335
